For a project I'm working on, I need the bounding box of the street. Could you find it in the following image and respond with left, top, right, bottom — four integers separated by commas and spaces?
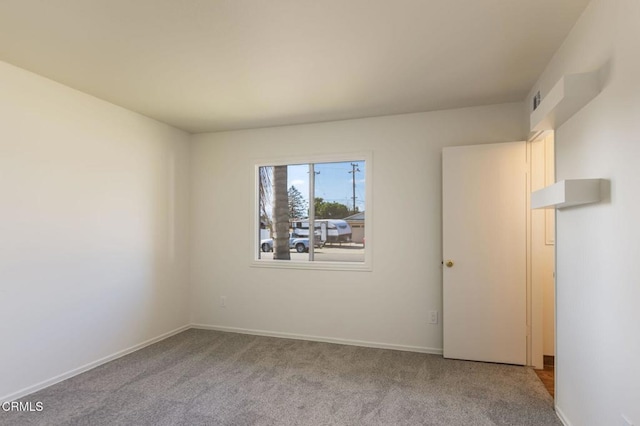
258, 243, 365, 263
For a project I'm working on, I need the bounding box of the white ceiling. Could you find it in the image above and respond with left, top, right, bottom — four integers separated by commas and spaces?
0, 0, 589, 133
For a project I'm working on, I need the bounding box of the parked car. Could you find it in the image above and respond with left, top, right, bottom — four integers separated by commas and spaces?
260, 233, 323, 253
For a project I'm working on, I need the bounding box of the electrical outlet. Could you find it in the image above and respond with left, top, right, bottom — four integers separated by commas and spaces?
220, 296, 227, 308
429, 311, 439, 324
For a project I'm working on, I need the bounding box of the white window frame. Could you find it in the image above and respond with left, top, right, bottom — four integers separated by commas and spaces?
251, 151, 372, 271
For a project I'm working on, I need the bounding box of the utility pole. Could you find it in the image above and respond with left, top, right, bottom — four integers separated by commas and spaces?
349, 163, 360, 213
308, 164, 315, 261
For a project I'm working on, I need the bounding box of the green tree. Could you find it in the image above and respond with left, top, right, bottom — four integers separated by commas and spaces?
288, 185, 307, 219
314, 197, 325, 217
314, 198, 349, 219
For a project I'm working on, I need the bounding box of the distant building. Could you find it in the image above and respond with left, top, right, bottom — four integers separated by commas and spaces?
343, 211, 364, 244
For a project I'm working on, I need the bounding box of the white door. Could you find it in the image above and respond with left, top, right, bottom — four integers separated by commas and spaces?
442, 142, 527, 365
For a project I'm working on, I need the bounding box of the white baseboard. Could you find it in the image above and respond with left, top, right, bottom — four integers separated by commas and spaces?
2, 324, 443, 403
191, 323, 444, 355
556, 405, 572, 426
0, 324, 191, 404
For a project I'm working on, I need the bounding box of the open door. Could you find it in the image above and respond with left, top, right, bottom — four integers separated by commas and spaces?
442, 142, 527, 365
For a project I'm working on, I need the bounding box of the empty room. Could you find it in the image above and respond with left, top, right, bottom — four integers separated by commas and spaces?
1, 1, 638, 425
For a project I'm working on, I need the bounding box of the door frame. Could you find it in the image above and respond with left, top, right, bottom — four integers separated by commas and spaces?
526, 129, 556, 370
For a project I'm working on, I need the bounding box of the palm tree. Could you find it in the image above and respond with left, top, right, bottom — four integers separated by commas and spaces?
258, 165, 290, 260
272, 165, 290, 260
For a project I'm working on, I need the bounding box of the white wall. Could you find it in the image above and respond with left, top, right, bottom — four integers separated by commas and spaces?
527, 1, 640, 424
190, 103, 525, 352
0, 61, 191, 401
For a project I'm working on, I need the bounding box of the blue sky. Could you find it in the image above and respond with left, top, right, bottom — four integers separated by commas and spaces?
287, 161, 366, 213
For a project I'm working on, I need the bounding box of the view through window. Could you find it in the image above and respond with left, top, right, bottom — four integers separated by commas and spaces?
258, 160, 366, 263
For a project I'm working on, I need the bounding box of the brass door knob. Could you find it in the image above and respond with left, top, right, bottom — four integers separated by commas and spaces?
445, 260, 454, 268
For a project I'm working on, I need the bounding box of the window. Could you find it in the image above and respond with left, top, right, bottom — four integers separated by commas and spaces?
254, 153, 371, 270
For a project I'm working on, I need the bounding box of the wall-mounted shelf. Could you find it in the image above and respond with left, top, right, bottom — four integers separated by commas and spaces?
530, 71, 600, 132
531, 179, 602, 209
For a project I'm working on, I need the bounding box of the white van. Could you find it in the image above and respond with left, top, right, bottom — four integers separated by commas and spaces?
292, 219, 352, 244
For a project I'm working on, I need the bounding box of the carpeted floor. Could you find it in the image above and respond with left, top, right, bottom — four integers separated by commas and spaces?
1, 329, 560, 425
